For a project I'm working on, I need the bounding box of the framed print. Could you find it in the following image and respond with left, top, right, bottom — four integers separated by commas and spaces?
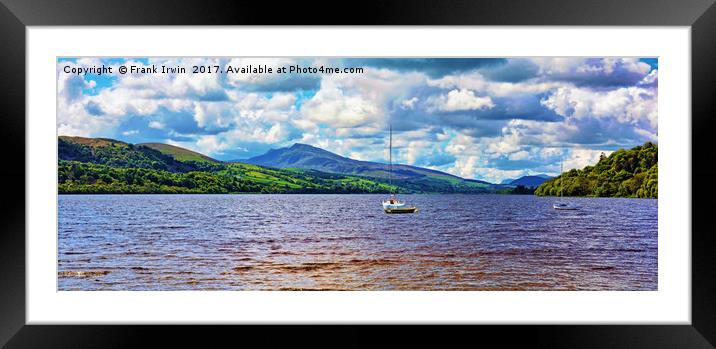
2, 0, 716, 347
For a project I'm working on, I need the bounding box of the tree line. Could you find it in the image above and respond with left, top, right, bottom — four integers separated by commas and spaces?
534, 142, 657, 198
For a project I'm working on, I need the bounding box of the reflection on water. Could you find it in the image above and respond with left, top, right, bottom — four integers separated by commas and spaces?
58, 194, 657, 291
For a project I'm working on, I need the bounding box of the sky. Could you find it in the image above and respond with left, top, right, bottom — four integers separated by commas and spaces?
57, 57, 658, 183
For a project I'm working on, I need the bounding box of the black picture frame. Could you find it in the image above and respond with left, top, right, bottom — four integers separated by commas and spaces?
1, 0, 715, 347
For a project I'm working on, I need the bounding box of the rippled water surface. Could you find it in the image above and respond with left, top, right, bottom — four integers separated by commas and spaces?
58, 194, 657, 290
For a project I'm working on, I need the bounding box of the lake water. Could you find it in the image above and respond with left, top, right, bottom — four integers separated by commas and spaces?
58, 194, 657, 291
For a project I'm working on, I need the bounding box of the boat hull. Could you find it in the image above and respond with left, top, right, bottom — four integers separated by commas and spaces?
553, 205, 578, 210
384, 206, 418, 214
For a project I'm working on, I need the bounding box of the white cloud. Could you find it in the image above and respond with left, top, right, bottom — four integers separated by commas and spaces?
299, 80, 380, 129
639, 69, 658, 85
564, 148, 612, 171
445, 132, 480, 156
148, 121, 165, 129
401, 97, 419, 109
509, 150, 530, 160
428, 70, 560, 98
429, 89, 495, 112
473, 168, 527, 184
448, 155, 480, 179
541, 85, 657, 129
297, 69, 425, 136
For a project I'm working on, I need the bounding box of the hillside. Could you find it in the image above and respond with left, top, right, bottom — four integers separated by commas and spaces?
139, 142, 220, 163
58, 137, 396, 194
535, 142, 657, 198
243, 143, 497, 193
58, 136, 220, 172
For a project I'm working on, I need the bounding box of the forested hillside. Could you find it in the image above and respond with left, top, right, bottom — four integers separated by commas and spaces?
534, 142, 657, 198
58, 137, 396, 194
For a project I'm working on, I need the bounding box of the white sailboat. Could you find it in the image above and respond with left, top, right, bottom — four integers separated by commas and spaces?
553, 161, 578, 210
383, 124, 417, 214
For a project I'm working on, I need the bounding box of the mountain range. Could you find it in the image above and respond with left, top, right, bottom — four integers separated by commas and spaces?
57, 136, 539, 194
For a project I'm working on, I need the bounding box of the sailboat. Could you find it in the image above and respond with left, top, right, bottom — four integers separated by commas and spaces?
383, 125, 418, 214
553, 161, 578, 210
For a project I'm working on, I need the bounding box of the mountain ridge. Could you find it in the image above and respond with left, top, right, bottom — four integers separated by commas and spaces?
243, 142, 490, 182
57, 136, 506, 194
241, 142, 498, 193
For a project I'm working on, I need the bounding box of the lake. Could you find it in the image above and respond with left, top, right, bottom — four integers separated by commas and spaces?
58, 194, 657, 291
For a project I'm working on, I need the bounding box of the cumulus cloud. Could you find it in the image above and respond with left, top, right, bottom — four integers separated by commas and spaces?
428, 89, 495, 112
565, 148, 612, 171
540, 85, 657, 129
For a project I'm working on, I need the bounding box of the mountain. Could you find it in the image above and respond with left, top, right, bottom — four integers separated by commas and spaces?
243, 143, 497, 193
58, 136, 396, 194
508, 175, 552, 188
243, 143, 470, 181
535, 142, 657, 198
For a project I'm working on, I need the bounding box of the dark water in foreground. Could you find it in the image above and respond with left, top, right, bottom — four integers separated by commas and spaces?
58, 194, 657, 291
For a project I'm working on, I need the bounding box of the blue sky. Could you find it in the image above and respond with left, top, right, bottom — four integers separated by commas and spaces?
57, 57, 658, 183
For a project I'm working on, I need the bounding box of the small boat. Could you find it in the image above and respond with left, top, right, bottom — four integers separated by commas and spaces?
553, 160, 579, 210
384, 207, 419, 214
383, 124, 418, 214
553, 202, 578, 210
383, 195, 418, 214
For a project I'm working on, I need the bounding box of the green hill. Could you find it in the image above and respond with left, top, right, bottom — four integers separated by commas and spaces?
534, 142, 657, 198
58, 136, 398, 194
58, 136, 219, 172
139, 142, 220, 163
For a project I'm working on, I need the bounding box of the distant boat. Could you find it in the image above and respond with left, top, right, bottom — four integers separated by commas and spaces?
553, 160, 578, 210
383, 124, 418, 214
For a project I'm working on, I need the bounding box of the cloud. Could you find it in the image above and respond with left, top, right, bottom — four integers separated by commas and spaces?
480, 58, 540, 82
564, 148, 613, 171
224, 58, 321, 92
540, 85, 657, 129
428, 89, 495, 112
299, 80, 381, 129
448, 155, 480, 179
530, 58, 653, 88
148, 121, 164, 129
295, 68, 425, 139
401, 97, 419, 110
349, 58, 507, 78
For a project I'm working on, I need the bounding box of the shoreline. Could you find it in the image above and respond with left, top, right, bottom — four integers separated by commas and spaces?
56, 192, 657, 199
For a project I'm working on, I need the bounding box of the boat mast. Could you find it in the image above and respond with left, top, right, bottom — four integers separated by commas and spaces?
389, 124, 393, 194
560, 161, 563, 198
